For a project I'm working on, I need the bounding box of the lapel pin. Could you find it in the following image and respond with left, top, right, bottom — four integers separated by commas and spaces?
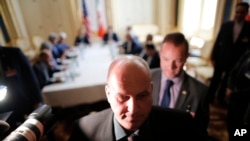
182, 90, 187, 95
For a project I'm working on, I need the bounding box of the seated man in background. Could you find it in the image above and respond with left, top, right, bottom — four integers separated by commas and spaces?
56, 32, 71, 59
139, 33, 155, 57
126, 25, 142, 52
74, 27, 90, 46
0, 47, 42, 139
40, 33, 67, 72
41, 32, 62, 60
119, 33, 142, 55
145, 33, 154, 45
41, 33, 65, 68
33, 49, 63, 89
126, 25, 139, 43
103, 25, 119, 45
151, 32, 209, 140
142, 44, 160, 69
68, 55, 202, 141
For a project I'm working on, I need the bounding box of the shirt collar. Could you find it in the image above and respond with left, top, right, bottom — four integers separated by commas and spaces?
161, 70, 185, 84
234, 20, 244, 25
114, 117, 126, 141
113, 117, 139, 141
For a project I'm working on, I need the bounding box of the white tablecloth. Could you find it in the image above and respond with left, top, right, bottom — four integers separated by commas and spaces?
42, 43, 118, 107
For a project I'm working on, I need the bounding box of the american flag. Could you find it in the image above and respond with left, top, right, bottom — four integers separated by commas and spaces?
82, 0, 91, 37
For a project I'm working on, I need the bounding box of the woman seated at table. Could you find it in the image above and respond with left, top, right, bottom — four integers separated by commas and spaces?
33, 49, 64, 89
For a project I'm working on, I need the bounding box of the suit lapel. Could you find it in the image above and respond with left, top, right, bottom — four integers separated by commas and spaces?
175, 73, 190, 110
229, 22, 234, 42
152, 69, 162, 105
237, 21, 249, 43
101, 111, 114, 141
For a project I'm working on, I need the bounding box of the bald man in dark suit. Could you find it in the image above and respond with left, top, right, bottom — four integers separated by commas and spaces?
68, 55, 202, 141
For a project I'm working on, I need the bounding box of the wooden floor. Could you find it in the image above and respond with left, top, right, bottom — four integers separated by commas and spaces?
40, 100, 229, 141
208, 102, 228, 141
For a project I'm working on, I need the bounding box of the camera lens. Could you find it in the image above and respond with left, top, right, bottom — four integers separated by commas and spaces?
3, 104, 55, 141
3, 118, 43, 141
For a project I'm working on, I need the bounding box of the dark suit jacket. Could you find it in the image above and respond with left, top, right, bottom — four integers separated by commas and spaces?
68, 106, 202, 141
142, 52, 160, 69
122, 40, 142, 55
151, 68, 209, 137
33, 61, 54, 89
103, 33, 119, 44
211, 21, 250, 70
74, 34, 90, 46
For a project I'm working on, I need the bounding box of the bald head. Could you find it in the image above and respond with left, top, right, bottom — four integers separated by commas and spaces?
107, 55, 151, 85
105, 55, 153, 131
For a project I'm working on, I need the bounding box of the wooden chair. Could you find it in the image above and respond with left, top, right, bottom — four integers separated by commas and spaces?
186, 40, 214, 85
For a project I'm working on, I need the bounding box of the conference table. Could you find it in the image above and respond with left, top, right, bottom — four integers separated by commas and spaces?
42, 42, 120, 108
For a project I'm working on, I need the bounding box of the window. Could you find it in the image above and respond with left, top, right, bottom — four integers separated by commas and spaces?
179, 0, 218, 40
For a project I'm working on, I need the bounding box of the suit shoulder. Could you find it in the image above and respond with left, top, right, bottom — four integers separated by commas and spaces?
70, 109, 112, 141
223, 21, 234, 26
78, 108, 112, 134
186, 73, 208, 89
81, 108, 112, 124
0, 46, 21, 53
150, 68, 161, 75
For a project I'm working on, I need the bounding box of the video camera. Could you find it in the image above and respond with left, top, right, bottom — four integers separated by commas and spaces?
2, 104, 56, 141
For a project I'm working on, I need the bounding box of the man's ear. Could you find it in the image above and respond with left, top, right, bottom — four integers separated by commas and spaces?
183, 52, 190, 62
105, 85, 110, 103
150, 82, 153, 92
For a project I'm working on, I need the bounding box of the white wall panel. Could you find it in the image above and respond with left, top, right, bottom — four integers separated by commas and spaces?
19, 0, 80, 46
112, 0, 154, 39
